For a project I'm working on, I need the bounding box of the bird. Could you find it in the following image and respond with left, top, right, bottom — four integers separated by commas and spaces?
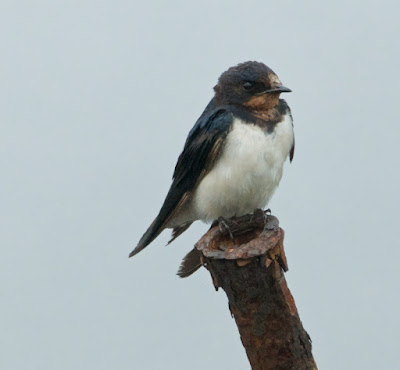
130, 61, 294, 261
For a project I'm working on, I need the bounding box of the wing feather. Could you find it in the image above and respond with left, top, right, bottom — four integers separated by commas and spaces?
129, 105, 233, 257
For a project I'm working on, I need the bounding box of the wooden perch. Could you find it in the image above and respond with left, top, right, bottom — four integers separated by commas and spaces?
178, 211, 317, 370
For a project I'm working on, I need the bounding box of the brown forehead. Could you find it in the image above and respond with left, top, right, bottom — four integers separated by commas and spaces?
268, 74, 281, 86
249, 72, 281, 87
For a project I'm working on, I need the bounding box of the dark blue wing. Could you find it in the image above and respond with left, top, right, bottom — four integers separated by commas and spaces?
129, 102, 234, 257
187, 97, 218, 139
173, 100, 233, 186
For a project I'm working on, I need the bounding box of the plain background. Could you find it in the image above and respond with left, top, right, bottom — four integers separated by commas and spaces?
1, 1, 399, 369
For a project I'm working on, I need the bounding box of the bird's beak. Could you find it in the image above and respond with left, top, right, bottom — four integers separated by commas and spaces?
256, 85, 292, 95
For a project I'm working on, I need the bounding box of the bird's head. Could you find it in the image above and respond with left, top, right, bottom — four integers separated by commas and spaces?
214, 61, 291, 110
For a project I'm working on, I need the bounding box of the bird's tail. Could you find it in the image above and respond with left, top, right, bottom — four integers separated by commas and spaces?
176, 248, 202, 278
129, 219, 194, 258
129, 219, 162, 258
129, 182, 192, 258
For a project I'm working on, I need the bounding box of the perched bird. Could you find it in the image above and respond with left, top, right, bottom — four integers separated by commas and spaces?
130, 61, 294, 259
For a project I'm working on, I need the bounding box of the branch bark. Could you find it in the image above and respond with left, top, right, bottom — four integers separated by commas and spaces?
178, 211, 317, 370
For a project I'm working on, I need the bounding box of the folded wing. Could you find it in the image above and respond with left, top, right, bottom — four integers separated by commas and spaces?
129, 102, 233, 257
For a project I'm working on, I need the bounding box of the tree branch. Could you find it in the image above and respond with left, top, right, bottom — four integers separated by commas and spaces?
178, 211, 317, 370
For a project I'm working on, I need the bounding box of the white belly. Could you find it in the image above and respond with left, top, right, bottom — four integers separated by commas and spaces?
192, 114, 294, 221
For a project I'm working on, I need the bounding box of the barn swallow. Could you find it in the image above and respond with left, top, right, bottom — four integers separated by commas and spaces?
130, 61, 294, 258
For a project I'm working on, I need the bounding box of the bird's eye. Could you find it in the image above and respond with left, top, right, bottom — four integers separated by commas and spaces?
242, 81, 254, 91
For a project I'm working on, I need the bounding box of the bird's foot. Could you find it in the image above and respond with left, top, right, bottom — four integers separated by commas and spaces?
217, 216, 235, 240
263, 208, 272, 226
250, 208, 270, 225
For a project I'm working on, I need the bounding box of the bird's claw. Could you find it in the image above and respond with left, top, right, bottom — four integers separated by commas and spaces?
250, 208, 271, 225
262, 209, 272, 226
218, 217, 235, 240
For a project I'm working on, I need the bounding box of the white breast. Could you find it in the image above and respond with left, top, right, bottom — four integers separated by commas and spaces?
192, 113, 294, 222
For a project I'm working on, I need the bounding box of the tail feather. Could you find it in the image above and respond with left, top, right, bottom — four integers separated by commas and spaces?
129, 219, 163, 258
167, 222, 193, 245
129, 218, 193, 258
129, 184, 191, 258
177, 248, 202, 278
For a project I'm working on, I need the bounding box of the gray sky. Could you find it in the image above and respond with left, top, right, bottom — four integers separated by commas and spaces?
1, 1, 399, 369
